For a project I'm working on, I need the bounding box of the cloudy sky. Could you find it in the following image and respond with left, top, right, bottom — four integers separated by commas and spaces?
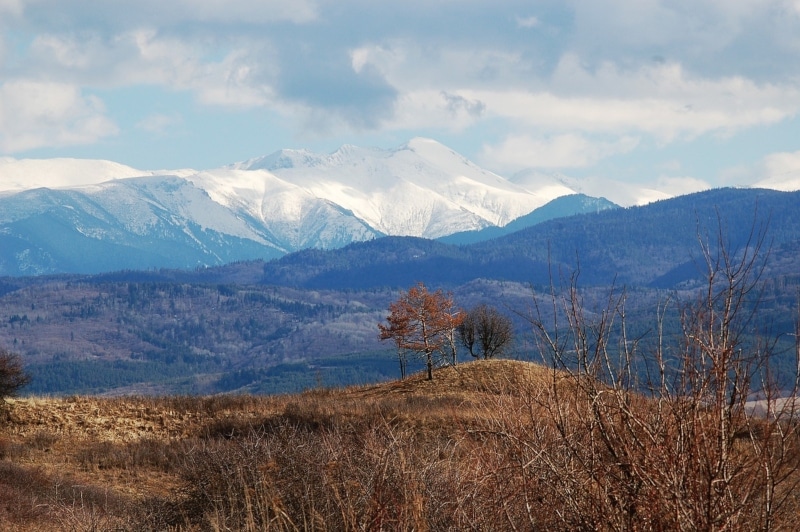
2, 0, 800, 190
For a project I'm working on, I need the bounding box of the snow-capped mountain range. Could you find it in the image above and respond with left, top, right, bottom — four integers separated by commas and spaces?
0, 138, 795, 276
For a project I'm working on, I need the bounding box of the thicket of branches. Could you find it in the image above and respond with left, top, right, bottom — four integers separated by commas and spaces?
515, 222, 800, 529
0, 348, 29, 404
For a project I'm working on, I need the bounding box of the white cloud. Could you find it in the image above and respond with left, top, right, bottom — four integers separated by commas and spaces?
124, 32, 277, 107
0, 81, 118, 152
378, 90, 485, 132
566, 0, 766, 63
167, 0, 317, 24
479, 134, 639, 171
463, 62, 798, 140
191, 49, 278, 108
27, 30, 279, 108
0, 0, 23, 16
10, 0, 317, 27
348, 40, 799, 142
721, 149, 800, 190
752, 150, 800, 190
349, 41, 530, 92
763, 150, 800, 176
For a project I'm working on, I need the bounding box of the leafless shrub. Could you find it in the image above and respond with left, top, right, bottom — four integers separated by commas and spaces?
516, 220, 800, 530
0, 348, 29, 406
0, 461, 134, 530
178, 409, 490, 531
458, 304, 514, 359
0, 462, 54, 525
0, 435, 29, 460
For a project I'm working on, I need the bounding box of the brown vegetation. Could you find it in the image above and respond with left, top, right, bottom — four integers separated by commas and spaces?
0, 356, 798, 531
0, 348, 29, 402
379, 282, 464, 380
2, 222, 798, 530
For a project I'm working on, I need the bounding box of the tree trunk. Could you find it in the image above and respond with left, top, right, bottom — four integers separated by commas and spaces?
397, 349, 407, 379
426, 350, 433, 380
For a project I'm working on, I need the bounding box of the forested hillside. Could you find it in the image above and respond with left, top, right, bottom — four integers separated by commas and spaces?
0, 274, 550, 395
1, 187, 798, 395
254, 187, 800, 289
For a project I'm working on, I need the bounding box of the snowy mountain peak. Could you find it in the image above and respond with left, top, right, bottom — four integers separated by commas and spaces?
233, 148, 322, 172
402, 137, 459, 159
209, 139, 559, 237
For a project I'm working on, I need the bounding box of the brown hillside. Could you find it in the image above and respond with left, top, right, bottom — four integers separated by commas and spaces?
1, 358, 797, 531
0, 360, 548, 530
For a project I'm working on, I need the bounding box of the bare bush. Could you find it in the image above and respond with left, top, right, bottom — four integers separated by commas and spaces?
0, 348, 29, 403
519, 222, 800, 530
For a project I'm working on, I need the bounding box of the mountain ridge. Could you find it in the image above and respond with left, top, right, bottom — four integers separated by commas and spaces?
0, 139, 797, 276
250, 187, 800, 290
0, 139, 613, 275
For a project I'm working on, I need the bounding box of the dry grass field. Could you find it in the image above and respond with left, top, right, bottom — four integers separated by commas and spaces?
0, 360, 544, 530
1, 359, 799, 531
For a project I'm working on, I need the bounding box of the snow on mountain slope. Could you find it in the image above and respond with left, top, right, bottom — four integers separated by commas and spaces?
224, 138, 550, 238
0, 175, 287, 275
79, 176, 279, 248
189, 169, 381, 250
507, 169, 583, 203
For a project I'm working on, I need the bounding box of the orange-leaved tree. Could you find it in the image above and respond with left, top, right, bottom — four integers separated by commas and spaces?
378, 282, 464, 380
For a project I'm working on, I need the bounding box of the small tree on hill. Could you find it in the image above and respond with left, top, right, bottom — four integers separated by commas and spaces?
0, 348, 30, 404
379, 282, 464, 380
458, 304, 514, 359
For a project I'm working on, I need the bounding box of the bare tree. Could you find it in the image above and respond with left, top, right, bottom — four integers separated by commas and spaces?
457, 304, 514, 360
378, 282, 464, 380
0, 348, 30, 403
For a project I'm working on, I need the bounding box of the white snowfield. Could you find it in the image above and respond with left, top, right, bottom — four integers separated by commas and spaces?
0, 138, 795, 245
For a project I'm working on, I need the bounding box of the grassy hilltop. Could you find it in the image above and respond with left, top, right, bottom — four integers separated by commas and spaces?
2, 359, 799, 531
1, 360, 542, 530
